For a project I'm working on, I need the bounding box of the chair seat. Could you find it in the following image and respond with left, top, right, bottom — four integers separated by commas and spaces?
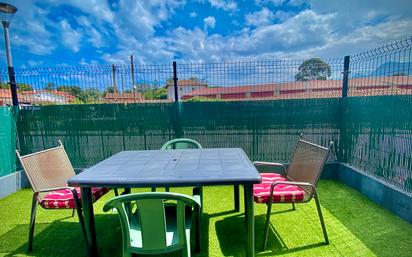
40, 187, 109, 209
253, 173, 306, 203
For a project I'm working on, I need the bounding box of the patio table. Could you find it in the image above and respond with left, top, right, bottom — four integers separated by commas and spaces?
68, 148, 261, 257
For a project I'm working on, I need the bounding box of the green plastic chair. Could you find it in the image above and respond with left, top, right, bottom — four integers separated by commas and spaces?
157, 138, 203, 195
160, 138, 203, 150
103, 192, 201, 257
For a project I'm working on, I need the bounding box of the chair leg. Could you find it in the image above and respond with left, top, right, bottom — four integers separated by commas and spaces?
194, 202, 201, 253
292, 202, 296, 210
71, 190, 87, 245
262, 202, 273, 251
193, 186, 203, 216
122, 251, 132, 257
28, 193, 38, 252
182, 234, 191, 257
71, 208, 75, 217
234, 185, 240, 212
314, 192, 329, 244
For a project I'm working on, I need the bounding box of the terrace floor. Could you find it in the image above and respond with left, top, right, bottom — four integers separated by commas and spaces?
0, 180, 411, 257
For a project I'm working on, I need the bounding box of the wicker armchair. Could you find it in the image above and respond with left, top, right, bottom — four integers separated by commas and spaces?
253, 139, 333, 250
16, 141, 109, 251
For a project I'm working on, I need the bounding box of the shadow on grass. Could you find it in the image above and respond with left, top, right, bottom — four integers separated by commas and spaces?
0, 212, 209, 257
215, 213, 327, 257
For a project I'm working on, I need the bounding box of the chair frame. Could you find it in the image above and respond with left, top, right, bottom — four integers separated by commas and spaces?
16, 141, 86, 251
158, 138, 204, 204
160, 138, 203, 150
254, 139, 333, 250
103, 192, 201, 257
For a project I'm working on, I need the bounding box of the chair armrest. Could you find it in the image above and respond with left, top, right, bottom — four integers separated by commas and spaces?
270, 181, 315, 190
268, 181, 316, 203
35, 186, 75, 194
253, 161, 287, 176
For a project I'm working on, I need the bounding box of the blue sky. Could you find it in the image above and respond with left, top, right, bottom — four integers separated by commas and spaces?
1, 0, 411, 67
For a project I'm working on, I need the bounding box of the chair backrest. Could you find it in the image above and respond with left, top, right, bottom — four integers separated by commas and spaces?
16, 141, 75, 193
287, 139, 332, 195
161, 138, 202, 150
103, 192, 199, 254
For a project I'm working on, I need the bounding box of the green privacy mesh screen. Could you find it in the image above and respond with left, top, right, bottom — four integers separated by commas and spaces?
17, 98, 340, 168
342, 95, 412, 193
0, 107, 16, 177
17, 96, 412, 193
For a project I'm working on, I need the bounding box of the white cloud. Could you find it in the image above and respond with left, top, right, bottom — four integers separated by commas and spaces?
255, 0, 286, 6
60, 20, 83, 53
209, 0, 237, 11
9, 3, 56, 55
204, 16, 216, 29
245, 8, 274, 26
49, 0, 114, 23
306, 17, 412, 58
249, 10, 335, 52
308, 0, 412, 34
5, 0, 412, 68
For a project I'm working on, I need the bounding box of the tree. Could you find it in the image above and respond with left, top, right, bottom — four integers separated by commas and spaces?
18, 83, 33, 91
57, 85, 82, 98
0, 83, 33, 91
45, 82, 56, 91
144, 88, 167, 100
77, 88, 101, 103
295, 58, 331, 81
103, 86, 115, 97
184, 96, 221, 102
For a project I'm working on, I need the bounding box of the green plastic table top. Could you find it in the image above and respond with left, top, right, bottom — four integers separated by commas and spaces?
68, 148, 261, 188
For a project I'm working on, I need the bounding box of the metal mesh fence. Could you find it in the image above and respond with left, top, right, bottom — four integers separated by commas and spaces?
342, 95, 412, 193
2, 37, 412, 194
0, 58, 344, 106
17, 99, 339, 168
349, 37, 412, 97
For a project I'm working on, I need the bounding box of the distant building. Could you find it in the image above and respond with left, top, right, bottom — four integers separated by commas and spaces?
22, 90, 76, 105
104, 92, 143, 103
0, 89, 30, 106
165, 79, 208, 101
181, 76, 412, 101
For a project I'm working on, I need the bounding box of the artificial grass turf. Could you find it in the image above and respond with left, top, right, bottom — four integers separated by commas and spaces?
0, 180, 411, 257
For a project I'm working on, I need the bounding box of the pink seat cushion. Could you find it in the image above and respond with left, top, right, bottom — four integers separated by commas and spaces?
254, 173, 306, 203
40, 187, 109, 209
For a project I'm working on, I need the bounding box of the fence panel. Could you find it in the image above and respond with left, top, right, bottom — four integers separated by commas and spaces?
18, 98, 340, 167
18, 103, 176, 168
0, 106, 16, 177
349, 37, 412, 97
1, 58, 343, 105
342, 95, 412, 193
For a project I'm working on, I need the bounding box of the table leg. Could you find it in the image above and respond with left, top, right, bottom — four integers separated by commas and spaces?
244, 184, 255, 257
234, 185, 240, 212
81, 187, 98, 257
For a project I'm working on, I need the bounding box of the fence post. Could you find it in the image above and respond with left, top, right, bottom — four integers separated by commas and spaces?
339, 55, 350, 163
173, 61, 179, 102
172, 61, 183, 138
130, 55, 136, 102
112, 64, 117, 102
342, 55, 350, 97
8, 67, 18, 106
